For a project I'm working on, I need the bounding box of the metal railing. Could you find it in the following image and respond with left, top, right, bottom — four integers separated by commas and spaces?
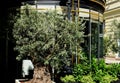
90, 0, 106, 8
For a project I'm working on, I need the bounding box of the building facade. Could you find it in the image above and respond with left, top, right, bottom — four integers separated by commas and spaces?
104, 0, 120, 36
104, 0, 120, 57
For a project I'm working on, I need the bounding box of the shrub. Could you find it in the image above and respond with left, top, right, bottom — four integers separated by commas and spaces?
72, 58, 119, 83
100, 74, 118, 83
73, 61, 90, 82
60, 75, 75, 83
81, 75, 95, 83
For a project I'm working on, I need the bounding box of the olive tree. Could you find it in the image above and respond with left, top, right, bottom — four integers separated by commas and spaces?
13, 5, 85, 74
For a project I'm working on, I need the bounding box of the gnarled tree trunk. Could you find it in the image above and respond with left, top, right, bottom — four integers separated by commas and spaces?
26, 66, 53, 83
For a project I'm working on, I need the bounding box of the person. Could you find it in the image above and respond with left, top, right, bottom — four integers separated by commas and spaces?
22, 56, 34, 79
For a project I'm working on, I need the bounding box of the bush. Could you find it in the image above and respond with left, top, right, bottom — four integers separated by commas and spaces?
60, 75, 75, 83
100, 74, 118, 83
72, 58, 119, 83
92, 70, 105, 82
81, 75, 95, 83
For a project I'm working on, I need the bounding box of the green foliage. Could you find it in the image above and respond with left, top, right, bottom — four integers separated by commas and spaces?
72, 57, 118, 83
106, 63, 120, 77
91, 58, 99, 73
108, 19, 120, 53
92, 70, 104, 82
104, 37, 118, 54
92, 58, 106, 74
81, 75, 95, 83
60, 75, 75, 83
100, 74, 118, 83
12, 4, 85, 73
103, 37, 115, 55
98, 59, 106, 70
91, 59, 118, 83
73, 62, 90, 81
111, 20, 120, 39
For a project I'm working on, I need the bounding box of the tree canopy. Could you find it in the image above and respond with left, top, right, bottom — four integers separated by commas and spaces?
12, 5, 85, 72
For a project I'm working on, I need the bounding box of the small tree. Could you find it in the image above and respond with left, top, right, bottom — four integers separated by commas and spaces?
109, 20, 120, 56
12, 5, 85, 81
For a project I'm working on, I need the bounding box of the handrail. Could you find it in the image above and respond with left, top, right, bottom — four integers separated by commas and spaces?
90, 0, 105, 8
